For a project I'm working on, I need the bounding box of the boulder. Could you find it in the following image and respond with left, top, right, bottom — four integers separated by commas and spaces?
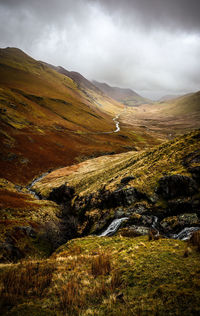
160, 213, 199, 233
189, 166, 200, 183
14, 226, 36, 238
119, 226, 150, 237
48, 184, 75, 204
0, 242, 24, 262
120, 176, 135, 185
167, 199, 194, 215
156, 174, 198, 199
126, 213, 155, 227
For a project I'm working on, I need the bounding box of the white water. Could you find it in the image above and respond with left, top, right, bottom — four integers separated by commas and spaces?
171, 227, 200, 241
27, 172, 49, 199
113, 115, 120, 133
99, 217, 128, 237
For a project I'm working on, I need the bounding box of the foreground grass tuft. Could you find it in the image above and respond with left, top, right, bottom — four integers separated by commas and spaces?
91, 252, 111, 277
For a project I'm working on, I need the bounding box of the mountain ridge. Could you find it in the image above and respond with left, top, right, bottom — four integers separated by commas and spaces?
92, 80, 151, 106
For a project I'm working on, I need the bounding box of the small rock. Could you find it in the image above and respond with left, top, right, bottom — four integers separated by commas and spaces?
120, 176, 135, 185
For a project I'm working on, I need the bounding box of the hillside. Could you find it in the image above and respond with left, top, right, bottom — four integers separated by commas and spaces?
93, 80, 150, 106
0, 129, 200, 315
157, 91, 200, 115
118, 90, 200, 139
0, 48, 160, 185
0, 47, 200, 316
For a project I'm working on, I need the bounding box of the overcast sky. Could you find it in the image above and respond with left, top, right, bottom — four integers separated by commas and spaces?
0, 0, 200, 99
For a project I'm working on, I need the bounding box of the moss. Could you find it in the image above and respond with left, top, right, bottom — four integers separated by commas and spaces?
5, 304, 55, 316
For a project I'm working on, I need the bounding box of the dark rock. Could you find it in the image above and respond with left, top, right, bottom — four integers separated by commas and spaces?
127, 203, 151, 216
126, 213, 155, 227
105, 187, 146, 208
120, 176, 135, 185
75, 186, 147, 213
183, 150, 200, 167
160, 213, 199, 233
167, 199, 194, 215
119, 226, 150, 237
0, 242, 24, 262
48, 184, 75, 205
115, 208, 126, 218
189, 166, 200, 183
14, 226, 36, 238
156, 174, 198, 199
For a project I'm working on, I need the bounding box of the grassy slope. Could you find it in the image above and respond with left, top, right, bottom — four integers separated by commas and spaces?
0, 178, 61, 260
0, 48, 160, 185
157, 91, 200, 115
34, 129, 200, 197
0, 235, 200, 315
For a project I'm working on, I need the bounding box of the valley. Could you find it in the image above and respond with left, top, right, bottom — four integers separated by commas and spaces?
0, 47, 200, 315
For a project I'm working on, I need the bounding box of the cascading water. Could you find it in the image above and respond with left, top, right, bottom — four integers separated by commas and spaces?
99, 214, 199, 241
99, 217, 128, 237
170, 227, 200, 241
26, 172, 49, 199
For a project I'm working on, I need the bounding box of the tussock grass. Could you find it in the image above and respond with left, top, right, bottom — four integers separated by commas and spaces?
189, 230, 200, 251
0, 260, 56, 309
1, 235, 200, 315
91, 252, 111, 277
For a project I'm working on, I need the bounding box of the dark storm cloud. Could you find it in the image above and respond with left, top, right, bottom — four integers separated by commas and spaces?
0, 0, 199, 98
96, 0, 200, 32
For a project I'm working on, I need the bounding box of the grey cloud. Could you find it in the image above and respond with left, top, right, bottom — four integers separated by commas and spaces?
0, 0, 199, 99
96, 0, 200, 32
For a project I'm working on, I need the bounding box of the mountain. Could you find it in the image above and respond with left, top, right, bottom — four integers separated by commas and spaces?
1, 47, 159, 185
1, 47, 200, 316
119, 89, 200, 139
159, 94, 181, 102
157, 91, 200, 115
92, 80, 150, 106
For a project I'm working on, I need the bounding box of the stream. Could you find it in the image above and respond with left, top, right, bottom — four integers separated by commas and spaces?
25, 110, 123, 199
99, 216, 200, 241
99, 217, 128, 237
26, 172, 49, 199
113, 114, 120, 133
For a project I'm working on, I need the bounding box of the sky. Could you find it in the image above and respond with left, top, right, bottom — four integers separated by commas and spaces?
0, 0, 200, 99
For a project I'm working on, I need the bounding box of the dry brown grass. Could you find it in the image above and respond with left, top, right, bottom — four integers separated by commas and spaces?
189, 230, 200, 251
91, 252, 111, 277
57, 278, 85, 313
0, 260, 56, 307
110, 269, 123, 291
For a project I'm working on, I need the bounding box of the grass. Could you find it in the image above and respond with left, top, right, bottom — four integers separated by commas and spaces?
188, 230, 200, 251
0, 260, 56, 312
33, 128, 200, 198
0, 234, 200, 315
0, 47, 158, 185
91, 252, 111, 277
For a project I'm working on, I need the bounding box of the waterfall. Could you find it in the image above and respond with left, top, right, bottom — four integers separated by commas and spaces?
99, 217, 128, 237
171, 227, 200, 241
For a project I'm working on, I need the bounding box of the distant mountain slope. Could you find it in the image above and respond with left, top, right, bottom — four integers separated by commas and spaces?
159, 94, 181, 102
92, 80, 150, 106
0, 47, 144, 184
42, 63, 123, 113
157, 91, 200, 115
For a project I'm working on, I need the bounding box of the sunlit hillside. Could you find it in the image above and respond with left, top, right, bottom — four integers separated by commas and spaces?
0, 48, 160, 184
